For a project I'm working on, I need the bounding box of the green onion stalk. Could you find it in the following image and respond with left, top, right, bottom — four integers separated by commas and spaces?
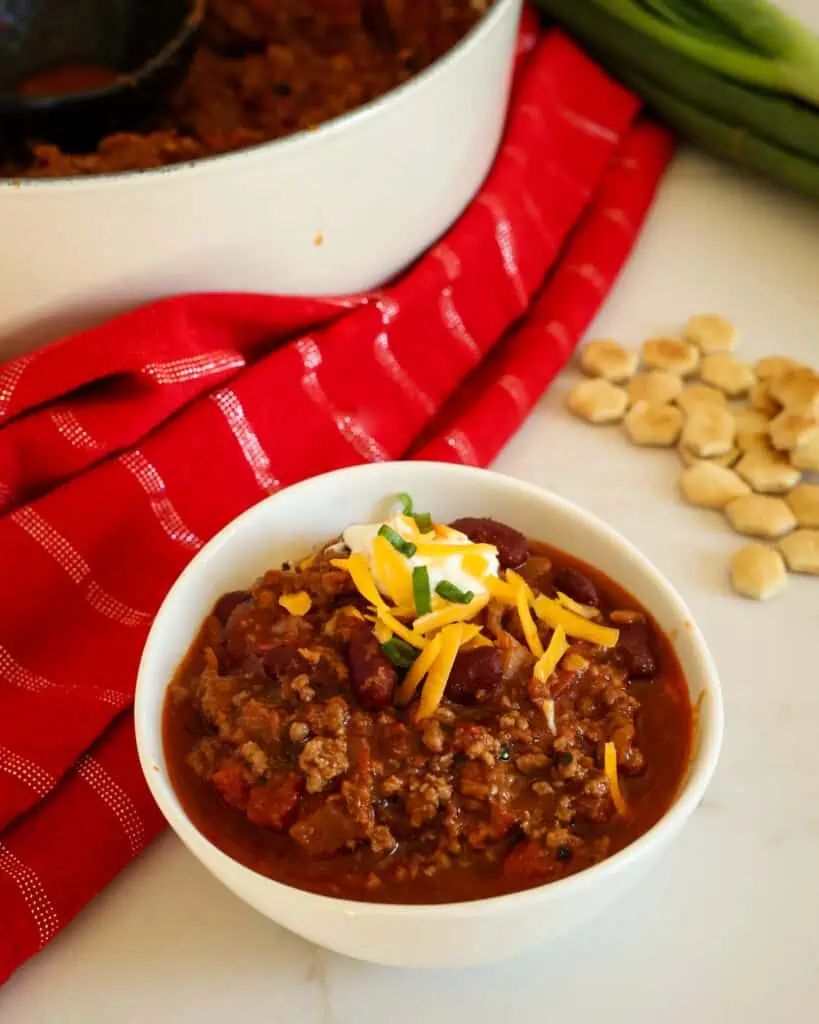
533, 0, 819, 200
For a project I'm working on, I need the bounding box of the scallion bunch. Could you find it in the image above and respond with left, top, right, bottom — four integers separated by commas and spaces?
534, 0, 819, 199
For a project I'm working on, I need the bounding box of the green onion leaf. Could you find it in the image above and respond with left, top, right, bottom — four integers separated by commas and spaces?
435, 580, 475, 605
378, 524, 417, 558
381, 638, 419, 669
396, 492, 433, 532
412, 565, 432, 615
396, 492, 414, 515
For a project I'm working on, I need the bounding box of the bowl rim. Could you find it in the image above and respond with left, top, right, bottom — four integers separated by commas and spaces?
1, 0, 520, 193
135, 461, 724, 919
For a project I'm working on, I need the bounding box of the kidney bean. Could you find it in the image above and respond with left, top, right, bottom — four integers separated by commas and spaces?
617, 620, 657, 679
361, 0, 397, 48
552, 566, 600, 608
263, 644, 308, 679
446, 647, 503, 705
348, 625, 396, 710
449, 517, 529, 569
212, 590, 251, 625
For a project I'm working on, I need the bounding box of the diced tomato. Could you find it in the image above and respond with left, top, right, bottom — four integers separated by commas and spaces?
502, 839, 555, 884
290, 802, 358, 858
211, 762, 250, 811
343, 735, 374, 831
246, 773, 304, 830
489, 803, 518, 839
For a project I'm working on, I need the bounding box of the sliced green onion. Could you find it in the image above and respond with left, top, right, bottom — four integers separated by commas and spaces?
533, 0, 819, 201
435, 580, 475, 605
396, 492, 433, 532
381, 638, 419, 669
412, 511, 433, 531
378, 524, 416, 558
412, 565, 432, 615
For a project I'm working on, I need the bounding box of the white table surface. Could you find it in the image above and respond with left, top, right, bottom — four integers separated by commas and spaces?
3, 142, 819, 1023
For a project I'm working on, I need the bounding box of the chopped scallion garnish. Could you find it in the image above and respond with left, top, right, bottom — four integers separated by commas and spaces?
435, 580, 474, 605
378, 524, 416, 558
395, 492, 432, 532
381, 638, 419, 669
412, 511, 432, 531
412, 565, 432, 615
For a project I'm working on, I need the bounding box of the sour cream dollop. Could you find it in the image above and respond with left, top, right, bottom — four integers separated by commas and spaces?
342, 515, 499, 604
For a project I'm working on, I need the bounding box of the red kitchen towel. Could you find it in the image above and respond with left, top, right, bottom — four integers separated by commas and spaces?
0, 26, 674, 983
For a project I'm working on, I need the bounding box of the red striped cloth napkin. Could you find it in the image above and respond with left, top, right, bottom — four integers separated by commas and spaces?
0, 18, 674, 983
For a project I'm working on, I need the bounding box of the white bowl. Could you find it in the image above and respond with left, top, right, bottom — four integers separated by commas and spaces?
0, 0, 522, 355
135, 462, 724, 969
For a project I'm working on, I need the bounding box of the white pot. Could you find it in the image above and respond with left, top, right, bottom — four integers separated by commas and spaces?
0, 0, 522, 356
135, 462, 724, 969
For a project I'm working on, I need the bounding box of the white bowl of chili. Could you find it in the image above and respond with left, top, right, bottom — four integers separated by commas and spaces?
135, 461, 724, 968
0, 0, 522, 354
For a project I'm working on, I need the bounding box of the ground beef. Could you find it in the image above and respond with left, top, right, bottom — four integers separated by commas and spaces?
299, 736, 349, 793
2, 1, 490, 179
164, 537, 692, 904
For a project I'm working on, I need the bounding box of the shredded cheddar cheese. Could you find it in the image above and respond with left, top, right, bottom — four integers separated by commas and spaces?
461, 552, 490, 578
376, 613, 426, 650
413, 542, 497, 558
505, 570, 533, 599
413, 594, 489, 634
433, 524, 461, 540
484, 576, 518, 604
507, 570, 543, 658
395, 513, 422, 538
533, 624, 568, 685
279, 591, 312, 616
604, 741, 628, 815
464, 633, 494, 649
332, 555, 426, 649
390, 605, 420, 620
373, 534, 414, 607
325, 604, 365, 635
417, 623, 464, 720
458, 623, 484, 646
396, 632, 444, 705
533, 595, 619, 647
398, 624, 482, 705
332, 555, 379, 601
556, 591, 601, 621
373, 620, 393, 644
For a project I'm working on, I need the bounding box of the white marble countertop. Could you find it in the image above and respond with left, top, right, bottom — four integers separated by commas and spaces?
3, 145, 819, 1022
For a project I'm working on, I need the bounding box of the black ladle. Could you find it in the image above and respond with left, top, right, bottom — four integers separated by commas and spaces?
0, 0, 205, 153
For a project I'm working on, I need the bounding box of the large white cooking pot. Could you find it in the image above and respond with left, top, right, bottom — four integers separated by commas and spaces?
0, 0, 522, 356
